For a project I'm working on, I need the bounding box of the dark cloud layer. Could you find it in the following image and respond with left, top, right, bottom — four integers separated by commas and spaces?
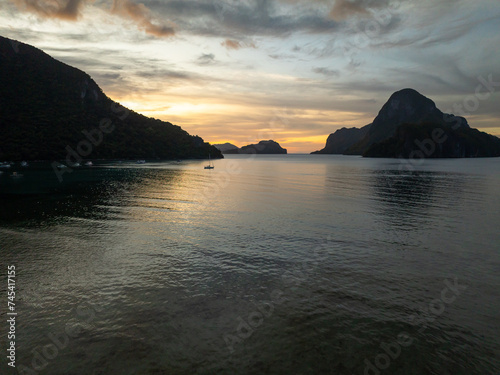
111, 0, 175, 37
145, 0, 339, 38
10, 0, 86, 20
6, 0, 403, 41
9, 0, 175, 37
197, 53, 216, 65
313, 67, 340, 77
330, 0, 369, 21
221, 38, 256, 50
329, 0, 395, 21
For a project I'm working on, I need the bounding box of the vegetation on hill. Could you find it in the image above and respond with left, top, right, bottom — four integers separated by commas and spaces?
223, 140, 287, 154
311, 125, 370, 154
313, 88, 500, 158
0, 36, 222, 161
364, 122, 500, 158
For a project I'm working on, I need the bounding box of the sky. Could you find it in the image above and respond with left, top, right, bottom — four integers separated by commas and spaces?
1, 0, 500, 153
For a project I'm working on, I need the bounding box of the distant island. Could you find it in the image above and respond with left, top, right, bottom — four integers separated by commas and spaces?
214, 140, 287, 154
213, 143, 240, 153
0, 36, 222, 161
312, 88, 500, 158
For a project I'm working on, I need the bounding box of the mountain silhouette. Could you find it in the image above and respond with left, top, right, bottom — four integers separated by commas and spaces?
213, 143, 239, 152
223, 140, 287, 154
311, 125, 370, 154
313, 88, 500, 158
0, 36, 222, 161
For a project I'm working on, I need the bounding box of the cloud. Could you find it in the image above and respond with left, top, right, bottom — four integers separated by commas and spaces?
197, 53, 216, 65
221, 39, 256, 50
221, 39, 241, 50
268, 53, 296, 60
330, 0, 369, 21
313, 67, 340, 77
9, 0, 175, 37
329, 0, 396, 21
135, 68, 192, 80
9, 0, 86, 20
145, 0, 339, 38
111, 0, 175, 37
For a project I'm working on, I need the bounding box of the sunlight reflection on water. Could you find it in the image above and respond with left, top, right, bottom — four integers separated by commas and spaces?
1, 155, 499, 374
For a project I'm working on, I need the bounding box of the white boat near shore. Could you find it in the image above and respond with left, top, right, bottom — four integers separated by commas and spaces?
204, 154, 214, 169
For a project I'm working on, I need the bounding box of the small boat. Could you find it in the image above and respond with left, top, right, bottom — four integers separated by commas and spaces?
56, 164, 68, 169
71, 162, 81, 167
21, 161, 29, 167
0, 163, 11, 169
85, 161, 93, 166
136, 160, 146, 164
204, 153, 214, 169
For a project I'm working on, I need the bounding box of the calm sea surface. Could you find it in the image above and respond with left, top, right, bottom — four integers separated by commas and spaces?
0, 155, 499, 374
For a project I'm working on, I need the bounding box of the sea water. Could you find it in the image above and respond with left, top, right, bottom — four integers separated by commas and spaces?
0, 155, 499, 374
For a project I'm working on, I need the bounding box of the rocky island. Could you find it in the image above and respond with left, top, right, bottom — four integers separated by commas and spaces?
313, 88, 500, 158
217, 140, 287, 154
311, 125, 370, 155
213, 143, 239, 153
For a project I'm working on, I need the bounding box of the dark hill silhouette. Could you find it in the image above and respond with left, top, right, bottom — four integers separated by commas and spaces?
223, 140, 287, 154
364, 122, 500, 158
213, 143, 239, 152
0, 36, 222, 161
313, 88, 500, 158
311, 124, 370, 154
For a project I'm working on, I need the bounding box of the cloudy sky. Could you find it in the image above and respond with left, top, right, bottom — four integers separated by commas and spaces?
1, 0, 499, 152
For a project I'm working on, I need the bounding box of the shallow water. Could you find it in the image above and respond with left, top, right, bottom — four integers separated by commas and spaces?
0, 155, 499, 374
